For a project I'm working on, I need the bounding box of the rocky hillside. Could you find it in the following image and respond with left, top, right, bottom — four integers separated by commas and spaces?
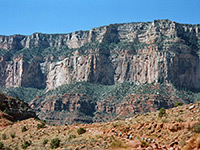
28, 82, 195, 125
0, 93, 37, 127
0, 102, 199, 149
0, 19, 200, 124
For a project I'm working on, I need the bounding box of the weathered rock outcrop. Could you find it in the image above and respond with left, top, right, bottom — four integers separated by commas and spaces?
0, 93, 37, 123
30, 93, 96, 124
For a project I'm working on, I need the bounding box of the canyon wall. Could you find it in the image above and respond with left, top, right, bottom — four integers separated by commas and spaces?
0, 19, 200, 91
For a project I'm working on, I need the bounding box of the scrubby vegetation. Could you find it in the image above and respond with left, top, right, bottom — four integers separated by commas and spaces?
68, 135, 76, 141
0, 142, 4, 149
43, 139, 48, 145
21, 140, 32, 149
77, 128, 86, 135
174, 102, 183, 107
0, 87, 42, 103
158, 107, 166, 117
50, 138, 61, 149
140, 139, 149, 147
193, 123, 200, 133
2, 134, 6, 140
10, 133, 15, 139
37, 121, 46, 129
21, 126, 28, 132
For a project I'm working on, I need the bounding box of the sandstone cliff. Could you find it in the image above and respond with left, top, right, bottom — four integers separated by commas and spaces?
0, 55, 45, 89
0, 19, 200, 91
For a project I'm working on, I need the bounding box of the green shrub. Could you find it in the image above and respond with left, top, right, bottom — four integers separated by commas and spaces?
2, 134, 6, 140
21, 140, 32, 149
0, 141, 4, 149
177, 118, 184, 122
10, 133, 15, 139
43, 139, 48, 145
14, 145, 18, 150
37, 122, 46, 129
161, 118, 168, 123
193, 123, 200, 133
50, 138, 60, 149
121, 126, 130, 133
140, 140, 149, 147
5, 147, 12, 150
77, 128, 86, 135
174, 102, 183, 107
21, 126, 28, 132
158, 107, 166, 118
68, 135, 76, 141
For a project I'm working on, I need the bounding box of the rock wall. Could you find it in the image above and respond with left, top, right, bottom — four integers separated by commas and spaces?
45, 44, 200, 90
0, 55, 45, 89
0, 20, 200, 90
29, 93, 96, 124
1, 20, 199, 50
46, 49, 114, 89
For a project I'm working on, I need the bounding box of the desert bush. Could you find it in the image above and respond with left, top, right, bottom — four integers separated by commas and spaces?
114, 117, 121, 121
43, 139, 48, 145
37, 122, 46, 129
0, 141, 4, 149
2, 134, 6, 140
122, 126, 130, 133
21, 140, 32, 149
68, 135, 76, 141
174, 102, 183, 107
140, 140, 149, 147
77, 128, 86, 135
21, 126, 28, 132
158, 107, 166, 117
162, 118, 168, 123
14, 145, 18, 150
50, 138, 60, 149
193, 123, 200, 133
5, 147, 12, 150
177, 118, 184, 122
10, 133, 15, 139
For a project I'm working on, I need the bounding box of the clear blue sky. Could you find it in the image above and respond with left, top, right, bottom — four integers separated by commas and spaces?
0, 0, 200, 35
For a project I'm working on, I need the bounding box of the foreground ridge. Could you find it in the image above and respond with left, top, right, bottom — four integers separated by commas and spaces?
0, 93, 37, 127
0, 101, 199, 149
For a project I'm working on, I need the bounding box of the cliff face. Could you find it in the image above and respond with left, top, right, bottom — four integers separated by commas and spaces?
1, 20, 196, 49
0, 20, 200, 91
0, 55, 45, 89
46, 48, 114, 89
